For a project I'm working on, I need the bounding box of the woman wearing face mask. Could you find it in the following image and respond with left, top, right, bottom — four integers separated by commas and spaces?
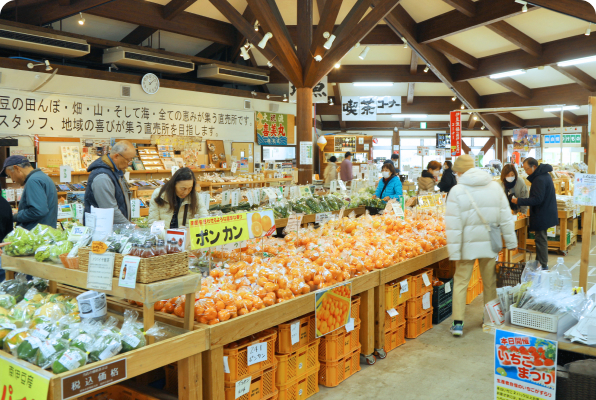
148, 167, 208, 228
437, 160, 457, 194
373, 162, 403, 202
418, 160, 442, 193
500, 163, 528, 214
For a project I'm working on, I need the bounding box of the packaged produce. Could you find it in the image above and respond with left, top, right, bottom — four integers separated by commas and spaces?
52, 347, 88, 374
35, 337, 68, 369
3, 227, 36, 256
49, 241, 74, 263
119, 310, 146, 352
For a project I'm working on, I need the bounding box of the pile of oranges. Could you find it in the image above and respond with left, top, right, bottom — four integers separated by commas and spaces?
158, 209, 446, 325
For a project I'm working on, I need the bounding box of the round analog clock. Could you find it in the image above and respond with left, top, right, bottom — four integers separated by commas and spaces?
141, 73, 160, 95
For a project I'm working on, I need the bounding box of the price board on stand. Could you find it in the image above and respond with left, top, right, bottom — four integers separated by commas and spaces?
0, 353, 51, 400
314, 282, 352, 338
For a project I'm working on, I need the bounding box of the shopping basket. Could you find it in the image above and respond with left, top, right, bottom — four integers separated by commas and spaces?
496, 248, 532, 288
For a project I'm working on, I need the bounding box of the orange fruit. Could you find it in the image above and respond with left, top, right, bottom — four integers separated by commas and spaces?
261, 216, 272, 231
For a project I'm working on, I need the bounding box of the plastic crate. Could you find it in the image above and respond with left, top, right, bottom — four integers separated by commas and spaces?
318, 346, 361, 388
405, 309, 433, 339
277, 365, 319, 400
405, 291, 433, 318
275, 339, 320, 386
351, 296, 361, 322
343, 320, 361, 355
346, 345, 361, 378
510, 306, 568, 333
318, 329, 345, 362
466, 283, 477, 305
275, 314, 316, 354
384, 303, 406, 331
224, 329, 278, 382
432, 300, 452, 325
385, 322, 406, 352
384, 277, 412, 310
496, 261, 524, 288
432, 279, 453, 309
409, 268, 434, 297
224, 364, 277, 400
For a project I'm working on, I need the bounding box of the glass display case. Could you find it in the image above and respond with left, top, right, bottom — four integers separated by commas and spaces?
324, 152, 368, 163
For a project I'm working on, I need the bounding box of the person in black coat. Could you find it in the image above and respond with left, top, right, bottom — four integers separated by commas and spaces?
437, 161, 457, 193
0, 195, 14, 282
512, 158, 558, 269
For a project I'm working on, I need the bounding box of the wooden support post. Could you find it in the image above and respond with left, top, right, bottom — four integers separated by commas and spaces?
392, 129, 400, 171
143, 303, 155, 345
297, 87, 313, 184
184, 292, 196, 331
373, 284, 385, 351
178, 353, 202, 400
579, 97, 596, 290
359, 288, 375, 356
203, 345, 225, 400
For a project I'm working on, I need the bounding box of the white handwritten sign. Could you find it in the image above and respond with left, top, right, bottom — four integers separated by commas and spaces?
246, 343, 267, 366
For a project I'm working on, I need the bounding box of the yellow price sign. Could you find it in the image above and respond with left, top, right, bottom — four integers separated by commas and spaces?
189, 213, 250, 250
0, 354, 51, 400
418, 195, 432, 209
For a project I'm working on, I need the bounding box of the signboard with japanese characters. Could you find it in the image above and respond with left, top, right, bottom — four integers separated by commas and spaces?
61, 359, 127, 400
255, 112, 288, 145
494, 329, 557, 400
0, 89, 253, 140
289, 76, 328, 104
543, 133, 582, 147
341, 96, 401, 121
436, 133, 450, 149
0, 353, 51, 400
450, 111, 462, 157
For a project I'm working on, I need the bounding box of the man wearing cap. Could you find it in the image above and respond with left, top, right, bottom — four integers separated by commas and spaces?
1, 156, 58, 230
445, 155, 517, 337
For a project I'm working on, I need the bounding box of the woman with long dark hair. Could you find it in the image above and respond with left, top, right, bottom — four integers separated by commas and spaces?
500, 163, 529, 214
437, 160, 457, 193
148, 167, 207, 228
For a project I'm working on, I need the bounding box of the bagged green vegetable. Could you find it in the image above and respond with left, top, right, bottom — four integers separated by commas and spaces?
89, 317, 121, 361
49, 241, 74, 263
0, 294, 17, 309
30, 224, 52, 248
34, 245, 51, 262
120, 310, 146, 353
69, 319, 102, 353
36, 337, 68, 369
3, 327, 30, 354
3, 227, 35, 256
52, 347, 88, 374
17, 335, 44, 362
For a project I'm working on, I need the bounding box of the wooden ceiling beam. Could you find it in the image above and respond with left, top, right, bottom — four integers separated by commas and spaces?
417, 0, 535, 44
486, 21, 542, 57
489, 112, 526, 128
550, 110, 578, 125
491, 77, 532, 99
332, 0, 374, 46
453, 33, 596, 82
287, 25, 401, 45
428, 39, 478, 70
121, 26, 157, 45
307, 0, 400, 87
208, 0, 291, 81
410, 51, 418, 75
468, 113, 477, 129
461, 141, 471, 154
269, 64, 441, 83
551, 65, 596, 92
480, 137, 496, 153
162, 0, 197, 20
481, 83, 594, 108
407, 83, 415, 105
442, 0, 475, 17
527, 0, 596, 24
244, 0, 302, 86
196, 42, 228, 58
297, 0, 314, 68
85, 0, 237, 45
376, 1, 502, 138
404, 118, 411, 129
10, 0, 114, 25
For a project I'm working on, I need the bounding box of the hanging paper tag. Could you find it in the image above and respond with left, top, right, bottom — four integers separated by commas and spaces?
445, 281, 451, 293
223, 356, 230, 373
400, 279, 408, 294
199, 192, 210, 210
422, 292, 431, 310
286, 214, 303, 233
345, 318, 355, 333
235, 377, 251, 399
221, 191, 231, 205
422, 273, 431, 287
246, 343, 267, 366
246, 190, 254, 206
290, 321, 300, 345
130, 199, 141, 219
387, 308, 398, 317
231, 190, 240, 207
231, 161, 238, 173
338, 180, 347, 191
118, 256, 140, 288
60, 165, 72, 183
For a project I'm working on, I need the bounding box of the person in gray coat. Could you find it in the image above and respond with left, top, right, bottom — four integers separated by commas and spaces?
0, 155, 57, 230
500, 163, 529, 214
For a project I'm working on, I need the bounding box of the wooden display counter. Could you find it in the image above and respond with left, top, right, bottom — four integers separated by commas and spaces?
0, 256, 206, 400
502, 218, 528, 263
274, 206, 366, 228
527, 209, 578, 254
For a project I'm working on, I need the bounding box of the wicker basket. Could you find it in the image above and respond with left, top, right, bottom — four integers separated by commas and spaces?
78, 247, 189, 283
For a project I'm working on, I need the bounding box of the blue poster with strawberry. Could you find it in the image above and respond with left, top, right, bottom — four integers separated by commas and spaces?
495, 329, 557, 400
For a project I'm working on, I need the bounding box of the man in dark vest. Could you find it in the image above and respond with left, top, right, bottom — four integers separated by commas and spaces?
85, 140, 136, 224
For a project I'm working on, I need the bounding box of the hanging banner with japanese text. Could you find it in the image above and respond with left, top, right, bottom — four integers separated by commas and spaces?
513, 128, 540, 151
494, 329, 557, 400
341, 96, 401, 121
289, 76, 328, 104
0, 353, 51, 400
450, 111, 461, 156
0, 89, 253, 140
256, 112, 288, 145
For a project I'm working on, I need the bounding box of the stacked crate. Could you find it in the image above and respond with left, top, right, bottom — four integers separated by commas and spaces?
466, 261, 483, 304
223, 329, 279, 400
405, 268, 434, 339
274, 313, 320, 400
434, 259, 456, 280
318, 296, 362, 387
432, 278, 453, 324
384, 276, 410, 352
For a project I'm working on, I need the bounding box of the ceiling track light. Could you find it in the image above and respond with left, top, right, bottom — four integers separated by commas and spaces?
254, 20, 259, 31
323, 32, 336, 50
78, 12, 85, 25
283, 94, 287, 102
329, 98, 334, 105
481, 125, 485, 130
473, 115, 478, 121
586, 23, 592, 36
522, 4, 527, 12
258, 32, 273, 49
27, 60, 52, 71
515, 0, 528, 12
314, 55, 322, 62
451, 96, 457, 101
358, 46, 370, 60
240, 43, 252, 60
460, 104, 465, 109
335, 62, 341, 69
401, 37, 408, 49
424, 65, 429, 73
354, 42, 360, 49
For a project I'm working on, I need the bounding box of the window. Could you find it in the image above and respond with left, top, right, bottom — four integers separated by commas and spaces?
401, 138, 421, 147
373, 138, 392, 146
473, 137, 489, 147
423, 138, 436, 146
462, 137, 472, 147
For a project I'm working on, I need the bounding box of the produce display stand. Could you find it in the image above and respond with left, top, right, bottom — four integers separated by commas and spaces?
198, 177, 293, 197
502, 218, 528, 263
526, 209, 577, 254
274, 206, 366, 228
0, 256, 207, 400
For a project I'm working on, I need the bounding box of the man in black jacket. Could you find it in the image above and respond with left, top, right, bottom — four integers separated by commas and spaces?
438, 160, 457, 193
512, 158, 558, 269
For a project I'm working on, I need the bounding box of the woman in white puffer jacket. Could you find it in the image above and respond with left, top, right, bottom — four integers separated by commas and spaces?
445, 154, 517, 337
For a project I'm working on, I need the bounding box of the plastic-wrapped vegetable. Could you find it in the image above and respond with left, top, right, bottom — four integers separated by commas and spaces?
69, 319, 102, 353
0, 323, 15, 346
49, 241, 74, 263
89, 317, 122, 361
305, 197, 323, 213
3, 227, 35, 256
120, 310, 146, 352
3, 327, 29, 354
52, 347, 88, 374
0, 294, 17, 309
36, 337, 68, 369
9, 300, 41, 323
35, 245, 52, 262
30, 224, 52, 248
17, 335, 44, 362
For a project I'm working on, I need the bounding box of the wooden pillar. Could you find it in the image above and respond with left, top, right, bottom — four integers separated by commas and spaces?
580, 97, 596, 290
359, 288, 375, 356
392, 129, 400, 171
582, 125, 589, 166
496, 137, 503, 162
297, 87, 313, 184
203, 346, 225, 400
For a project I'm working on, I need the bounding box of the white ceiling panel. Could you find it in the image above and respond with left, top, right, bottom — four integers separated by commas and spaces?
400, 0, 457, 23
444, 26, 519, 58
512, 66, 575, 88
506, 8, 587, 44
340, 45, 413, 65
339, 82, 409, 96
469, 77, 510, 96
51, 14, 137, 42
412, 83, 455, 96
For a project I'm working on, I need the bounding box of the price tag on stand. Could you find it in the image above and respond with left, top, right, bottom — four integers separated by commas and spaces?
246, 190, 255, 206
330, 181, 338, 193
221, 190, 231, 206
315, 212, 333, 224
118, 256, 140, 288
286, 214, 303, 233
199, 192, 211, 210
231, 161, 238, 174
130, 199, 141, 218
5, 189, 15, 202
87, 252, 115, 291
264, 187, 277, 200
290, 186, 300, 199
290, 321, 300, 345
231, 190, 240, 207
392, 202, 405, 219
338, 180, 347, 191
338, 206, 346, 220
60, 165, 72, 183
247, 343, 267, 366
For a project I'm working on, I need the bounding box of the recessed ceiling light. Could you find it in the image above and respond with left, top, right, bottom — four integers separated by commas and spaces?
489, 69, 526, 79
391, 114, 427, 118
544, 106, 580, 112
78, 12, 85, 25
557, 55, 596, 67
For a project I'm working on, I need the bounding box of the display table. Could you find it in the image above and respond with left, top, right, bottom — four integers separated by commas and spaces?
527, 210, 577, 254
274, 206, 366, 228
198, 177, 293, 196
0, 256, 206, 400
502, 218, 528, 263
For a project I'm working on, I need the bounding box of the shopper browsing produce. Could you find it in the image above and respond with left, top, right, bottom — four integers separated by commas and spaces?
1, 156, 57, 230
0, 195, 13, 242
84, 141, 136, 225
500, 163, 529, 214
445, 154, 517, 337
390, 153, 400, 174
437, 161, 457, 194
511, 158, 557, 269
373, 162, 402, 201
340, 152, 353, 182
323, 156, 339, 188
148, 167, 207, 228
418, 160, 441, 193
